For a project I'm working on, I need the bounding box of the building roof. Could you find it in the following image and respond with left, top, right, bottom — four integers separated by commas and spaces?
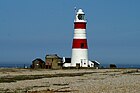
91, 60, 100, 65
32, 58, 45, 63
45, 54, 61, 59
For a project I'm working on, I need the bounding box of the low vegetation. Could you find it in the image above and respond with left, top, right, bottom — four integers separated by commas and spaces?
0, 72, 93, 83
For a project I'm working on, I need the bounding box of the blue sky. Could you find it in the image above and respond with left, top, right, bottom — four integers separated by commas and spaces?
0, 0, 140, 65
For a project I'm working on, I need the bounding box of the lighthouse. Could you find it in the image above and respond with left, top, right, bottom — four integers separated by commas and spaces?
71, 9, 88, 67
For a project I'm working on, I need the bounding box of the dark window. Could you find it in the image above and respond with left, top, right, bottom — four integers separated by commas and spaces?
81, 43, 84, 48
78, 14, 85, 20
58, 63, 62, 66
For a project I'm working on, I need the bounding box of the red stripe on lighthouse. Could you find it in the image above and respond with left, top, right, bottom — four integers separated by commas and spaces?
74, 22, 86, 29
72, 39, 88, 49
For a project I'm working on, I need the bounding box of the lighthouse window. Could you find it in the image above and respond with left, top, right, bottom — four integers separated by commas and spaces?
78, 14, 85, 20
81, 43, 84, 48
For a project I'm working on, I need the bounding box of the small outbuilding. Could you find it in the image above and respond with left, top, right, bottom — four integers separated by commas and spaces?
31, 58, 45, 69
63, 57, 71, 67
89, 60, 100, 68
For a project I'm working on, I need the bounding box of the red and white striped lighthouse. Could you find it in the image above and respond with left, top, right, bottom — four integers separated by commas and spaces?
71, 9, 88, 67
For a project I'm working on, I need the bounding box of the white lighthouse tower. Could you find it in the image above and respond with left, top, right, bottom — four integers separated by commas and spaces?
71, 9, 88, 67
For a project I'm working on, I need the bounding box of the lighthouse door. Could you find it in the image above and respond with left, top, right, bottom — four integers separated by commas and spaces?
81, 59, 87, 67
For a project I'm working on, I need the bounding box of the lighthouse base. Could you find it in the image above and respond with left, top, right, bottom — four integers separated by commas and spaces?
71, 49, 88, 67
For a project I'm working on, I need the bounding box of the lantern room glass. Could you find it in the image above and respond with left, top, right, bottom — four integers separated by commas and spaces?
78, 14, 85, 20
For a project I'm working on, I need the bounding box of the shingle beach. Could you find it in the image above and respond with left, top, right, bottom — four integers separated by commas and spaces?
0, 68, 139, 93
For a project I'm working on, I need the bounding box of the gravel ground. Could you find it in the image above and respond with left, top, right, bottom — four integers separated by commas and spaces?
0, 69, 139, 93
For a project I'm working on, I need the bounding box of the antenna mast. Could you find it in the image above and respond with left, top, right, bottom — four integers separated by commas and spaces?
74, 7, 77, 15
